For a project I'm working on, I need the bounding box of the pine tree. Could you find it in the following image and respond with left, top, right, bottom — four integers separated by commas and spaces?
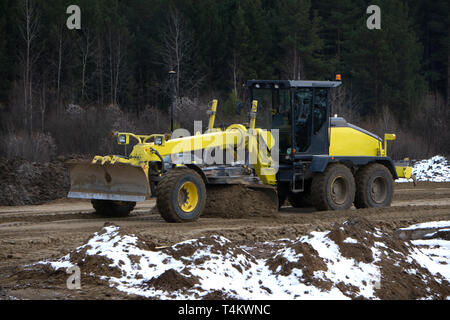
410, 0, 449, 101
344, 0, 425, 119
274, 0, 326, 80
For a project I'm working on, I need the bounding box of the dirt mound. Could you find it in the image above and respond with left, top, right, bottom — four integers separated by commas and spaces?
145, 269, 199, 292
324, 217, 449, 299
0, 157, 82, 206
267, 242, 327, 277
19, 219, 450, 299
203, 184, 278, 218
327, 218, 377, 263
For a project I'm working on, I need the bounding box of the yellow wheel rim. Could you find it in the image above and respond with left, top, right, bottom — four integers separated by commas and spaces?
177, 181, 199, 213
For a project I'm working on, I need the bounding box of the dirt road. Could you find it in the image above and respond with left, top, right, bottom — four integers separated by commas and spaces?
0, 182, 449, 299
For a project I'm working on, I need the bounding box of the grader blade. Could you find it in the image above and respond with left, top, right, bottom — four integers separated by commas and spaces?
67, 161, 150, 202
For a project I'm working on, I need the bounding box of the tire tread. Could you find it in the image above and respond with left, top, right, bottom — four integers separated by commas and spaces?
354, 163, 393, 208
156, 167, 206, 223
311, 163, 355, 211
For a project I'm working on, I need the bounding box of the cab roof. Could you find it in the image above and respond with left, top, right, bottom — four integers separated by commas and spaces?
246, 80, 342, 88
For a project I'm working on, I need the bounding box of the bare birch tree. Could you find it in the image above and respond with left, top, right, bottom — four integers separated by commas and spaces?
107, 26, 127, 106
159, 8, 204, 99
48, 20, 66, 118
77, 29, 96, 103
55, 22, 65, 117
230, 52, 240, 96
18, 0, 40, 135
39, 77, 46, 131
96, 37, 105, 106
330, 83, 360, 123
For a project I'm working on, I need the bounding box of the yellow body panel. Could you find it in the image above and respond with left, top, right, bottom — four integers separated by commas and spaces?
91, 101, 277, 186
329, 127, 381, 157
207, 99, 218, 130
396, 166, 413, 179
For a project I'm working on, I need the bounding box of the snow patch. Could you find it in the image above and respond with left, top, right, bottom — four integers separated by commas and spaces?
34, 219, 450, 300
399, 221, 450, 231
396, 155, 450, 183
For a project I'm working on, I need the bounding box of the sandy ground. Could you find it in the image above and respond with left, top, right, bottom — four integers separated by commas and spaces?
0, 181, 449, 300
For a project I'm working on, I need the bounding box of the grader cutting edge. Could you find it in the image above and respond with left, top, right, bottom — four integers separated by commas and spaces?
67, 78, 413, 222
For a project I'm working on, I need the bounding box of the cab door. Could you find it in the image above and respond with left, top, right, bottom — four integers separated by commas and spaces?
293, 87, 330, 155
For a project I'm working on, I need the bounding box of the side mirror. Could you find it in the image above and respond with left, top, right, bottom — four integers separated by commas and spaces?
384, 133, 396, 141
382, 133, 396, 156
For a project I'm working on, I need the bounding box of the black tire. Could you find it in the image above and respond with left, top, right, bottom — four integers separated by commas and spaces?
156, 167, 206, 223
91, 200, 136, 217
288, 192, 312, 208
288, 181, 312, 208
277, 183, 289, 209
354, 163, 393, 208
311, 163, 355, 211
150, 181, 157, 197
278, 193, 287, 209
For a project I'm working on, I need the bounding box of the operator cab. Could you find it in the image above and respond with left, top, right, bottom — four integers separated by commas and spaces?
246, 80, 341, 159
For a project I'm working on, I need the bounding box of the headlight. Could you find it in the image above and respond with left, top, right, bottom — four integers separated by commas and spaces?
155, 136, 163, 145
118, 135, 127, 144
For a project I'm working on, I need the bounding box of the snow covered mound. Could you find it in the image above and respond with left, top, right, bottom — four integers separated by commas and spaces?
35, 219, 450, 300
395, 221, 450, 283
397, 155, 450, 183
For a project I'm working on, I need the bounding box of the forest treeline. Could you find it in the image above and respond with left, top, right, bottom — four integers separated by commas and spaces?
0, 0, 448, 161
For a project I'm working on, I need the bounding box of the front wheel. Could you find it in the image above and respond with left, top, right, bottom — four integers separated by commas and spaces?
91, 200, 136, 217
156, 167, 206, 222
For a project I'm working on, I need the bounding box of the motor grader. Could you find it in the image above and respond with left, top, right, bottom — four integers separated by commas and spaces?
67, 78, 412, 222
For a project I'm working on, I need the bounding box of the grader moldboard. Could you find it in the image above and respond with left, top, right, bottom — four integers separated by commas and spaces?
67, 78, 413, 222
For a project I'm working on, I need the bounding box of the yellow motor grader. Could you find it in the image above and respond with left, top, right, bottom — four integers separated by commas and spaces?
67, 78, 412, 222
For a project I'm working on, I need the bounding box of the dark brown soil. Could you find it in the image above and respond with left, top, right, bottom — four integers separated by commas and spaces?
327, 218, 376, 263
203, 184, 278, 218
144, 269, 200, 292
0, 178, 449, 300
327, 217, 450, 299
1, 217, 449, 300
0, 157, 86, 206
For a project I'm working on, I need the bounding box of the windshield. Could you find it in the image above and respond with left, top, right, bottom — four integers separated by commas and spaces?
252, 88, 273, 129
252, 88, 290, 128
251, 88, 291, 154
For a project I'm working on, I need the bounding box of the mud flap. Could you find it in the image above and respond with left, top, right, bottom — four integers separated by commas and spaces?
67, 161, 150, 202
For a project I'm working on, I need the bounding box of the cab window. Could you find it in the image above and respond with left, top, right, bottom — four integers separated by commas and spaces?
313, 88, 328, 134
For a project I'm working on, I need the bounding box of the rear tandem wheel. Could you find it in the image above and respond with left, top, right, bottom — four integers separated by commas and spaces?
311, 163, 356, 211
354, 163, 393, 208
